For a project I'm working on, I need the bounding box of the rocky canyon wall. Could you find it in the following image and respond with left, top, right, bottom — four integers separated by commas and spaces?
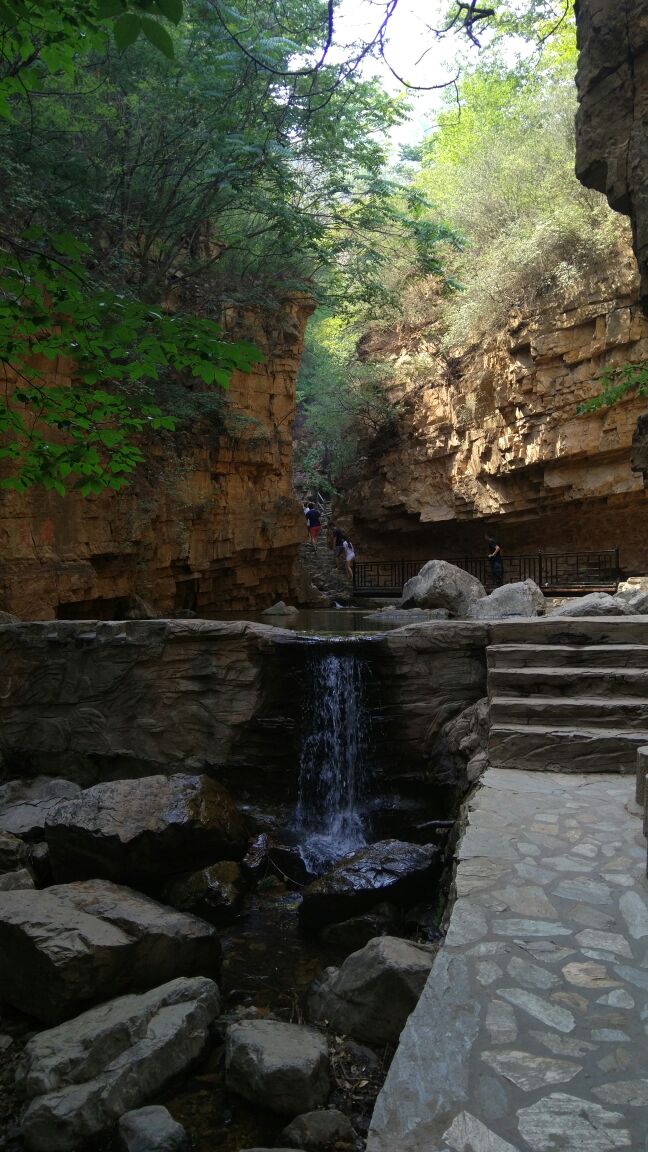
340, 248, 648, 571
575, 0, 648, 308
0, 298, 313, 620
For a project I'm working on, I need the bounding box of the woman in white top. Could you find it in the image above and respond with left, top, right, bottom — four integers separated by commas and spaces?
342, 538, 355, 580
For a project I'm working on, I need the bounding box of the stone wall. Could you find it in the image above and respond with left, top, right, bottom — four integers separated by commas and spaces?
340, 249, 648, 572
0, 620, 488, 810
575, 0, 648, 308
0, 298, 313, 619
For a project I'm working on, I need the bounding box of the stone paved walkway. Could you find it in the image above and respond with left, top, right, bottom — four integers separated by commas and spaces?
367, 768, 648, 1152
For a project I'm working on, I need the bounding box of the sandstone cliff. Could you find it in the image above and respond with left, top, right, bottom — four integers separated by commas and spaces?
340, 248, 648, 571
0, 299, 313, 620
576, 0, 648, 309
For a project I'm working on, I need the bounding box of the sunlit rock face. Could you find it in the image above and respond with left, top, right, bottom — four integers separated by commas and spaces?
339, 249, 648, 572
575, 0, 648, 309
0, 297, 314, 620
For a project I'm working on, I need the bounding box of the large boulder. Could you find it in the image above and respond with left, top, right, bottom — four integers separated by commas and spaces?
319, 902, 401, 953
615, 578, 648, 614
465, 579, 545, 620
44, 774, 248, 884
400, 560, 486, 616
162, 861, 243, 924
18, 976, 219, 1152
262, 601, 299, 616
0, 879, 221, 1022
225, 1019, 330, 1117
280, 1109, 356, 1150
118, 1106, 189, 1152
0, 777, 81, 840
548, 592, 628, 618
308, 936, 435, 1045
299, 840, 441, 932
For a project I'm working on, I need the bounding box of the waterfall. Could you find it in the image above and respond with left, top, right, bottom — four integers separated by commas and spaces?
295, 650, 372, 872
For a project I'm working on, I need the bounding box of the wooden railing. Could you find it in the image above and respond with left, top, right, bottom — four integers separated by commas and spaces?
352, 549, 621, 597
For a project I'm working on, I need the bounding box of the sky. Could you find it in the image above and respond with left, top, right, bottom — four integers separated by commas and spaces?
333, 0, 485, 149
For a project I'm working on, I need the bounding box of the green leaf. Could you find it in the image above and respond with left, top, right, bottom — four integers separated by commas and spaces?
153, 0, 182, 25
140, 15, 174, 58
113, 12, 141, 51
97, 0, 125, 17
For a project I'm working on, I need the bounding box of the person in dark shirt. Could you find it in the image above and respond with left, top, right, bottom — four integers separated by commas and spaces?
305, 502, 321, 550
485, 535, 504, 588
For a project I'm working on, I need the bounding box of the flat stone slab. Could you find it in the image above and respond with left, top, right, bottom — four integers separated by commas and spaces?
367, 768, 648, 1152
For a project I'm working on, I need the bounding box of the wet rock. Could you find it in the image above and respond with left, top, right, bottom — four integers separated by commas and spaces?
225, 1019, 330, 1117
162, 861, 243, 924
0, 777, 80, 840
0, 868, 35, 891
0, 830, 30, 872
466, 579, 545, 620
362, 608, 450, 626
548, 592, 628, 617
242, 835, 312, 886
319, 902, 401, 953
308, 935, 435, 1045
44, 774, 248, 884
18, 976, 219, 1152
0, 879, 220, 1022
299, 840, 441, 932
262, 601, 299, 616
615, 579, 648, 613
403, 904, 444, 944
400, 560, 486, 616
280, 1108, 357, 1150
118, 1105, 190, 1152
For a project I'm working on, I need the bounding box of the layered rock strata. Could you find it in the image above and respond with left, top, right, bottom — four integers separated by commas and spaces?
0, 299, 313, 619
341, 252, 648, 571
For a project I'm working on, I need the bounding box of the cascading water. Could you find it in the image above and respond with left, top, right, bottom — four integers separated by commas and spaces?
295, 650, 372, 872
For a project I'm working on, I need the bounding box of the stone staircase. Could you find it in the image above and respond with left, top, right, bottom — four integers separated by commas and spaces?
487, 617, 648, 774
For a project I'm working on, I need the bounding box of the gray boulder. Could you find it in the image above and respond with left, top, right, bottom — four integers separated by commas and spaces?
162, 861, 243, 924
308, 935, 435, 1045
0, 867, 35, 890
0, 829, 31, 871
319, 902, 400, 953
0, 879, 220, 1022
0, 610, 19, 623
465, 579, 545, 620
262, 601, 299, 616
548, 592, 628, 618
118, 1106, 189, 1152
615, 579, 648, 614
280, 1109, 356, 1150
299, 840, 440, 932
0, 777, 81, 840
400, 560, 486, 616
18, 976, 219, 1152
225, 1019, 330, 1117
44, 773, 248, 884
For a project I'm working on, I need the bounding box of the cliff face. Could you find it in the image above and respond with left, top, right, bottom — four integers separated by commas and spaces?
341, 249, 648, 571
0, 298, 313, 620
575, 0, 648, 308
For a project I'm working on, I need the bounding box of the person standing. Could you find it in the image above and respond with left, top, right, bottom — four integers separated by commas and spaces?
342, 536, 356, 580
305, 502, 321, 550
485, 535, 504, 588
331, 525, 345, 571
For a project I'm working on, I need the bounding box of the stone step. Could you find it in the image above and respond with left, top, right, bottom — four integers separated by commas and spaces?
489, 665, 648, 697
490, 695, 648, 729
488, 723, 647, 774
488, 643, 648, 670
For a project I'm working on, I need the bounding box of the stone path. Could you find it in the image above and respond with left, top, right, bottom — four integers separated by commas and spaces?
367, 768, 648, 1152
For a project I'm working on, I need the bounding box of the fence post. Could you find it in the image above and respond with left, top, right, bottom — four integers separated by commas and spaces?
538, 553, 543, 589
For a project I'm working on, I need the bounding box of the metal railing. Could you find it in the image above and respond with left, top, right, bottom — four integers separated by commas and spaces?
352, 549, 621, 597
